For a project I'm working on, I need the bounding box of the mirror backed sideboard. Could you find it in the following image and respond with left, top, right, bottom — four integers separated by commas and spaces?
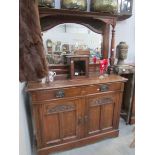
26, 4, 133, 155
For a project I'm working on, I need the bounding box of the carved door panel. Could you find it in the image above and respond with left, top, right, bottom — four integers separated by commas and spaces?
42, 99, 81, 146
85, 93, 119, 136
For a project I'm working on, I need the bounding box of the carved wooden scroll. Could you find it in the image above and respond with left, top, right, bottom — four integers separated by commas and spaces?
40, 16, 105, 34
90, 98, 113, 107
46, 104, 75, 114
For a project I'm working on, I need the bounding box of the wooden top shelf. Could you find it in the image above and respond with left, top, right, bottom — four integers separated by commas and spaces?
26, 75, 127, 92
39, 7, 132, 21
39, 7, 116, 18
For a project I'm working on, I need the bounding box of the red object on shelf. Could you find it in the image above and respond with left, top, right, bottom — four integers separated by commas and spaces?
100, 59, 108, 75
93, 56, 97, 64
100, 59, 104, 75
103, 59, 108, 71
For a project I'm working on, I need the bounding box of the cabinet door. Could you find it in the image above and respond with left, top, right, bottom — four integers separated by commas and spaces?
41, 99, 81, 146
85, 93, 120, 136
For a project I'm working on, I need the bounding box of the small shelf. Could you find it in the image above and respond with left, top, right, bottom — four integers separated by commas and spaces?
39, 7, 132, 21
39, 7, 116, 18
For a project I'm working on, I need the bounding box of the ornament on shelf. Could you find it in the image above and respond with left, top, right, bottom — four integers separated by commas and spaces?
99, 58, 109, 76
116, 42, 128, 65
61, 0, 87, 11
42, 71, 56, 83
38, 0, 55, 8
91, 0, 118, 13
93, 56, 97, 64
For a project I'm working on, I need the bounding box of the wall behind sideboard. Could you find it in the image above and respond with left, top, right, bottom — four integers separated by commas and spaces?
115, 0, 135, 64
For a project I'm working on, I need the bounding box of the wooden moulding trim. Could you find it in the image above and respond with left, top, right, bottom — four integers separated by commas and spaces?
41, 22, 103, 34
37, 129, 119, 154
31, 90, 125, 104
26, 75, 128, 92
39, 7, 117, 19
117, 14, 132, 21
27, 80, 127, 92
39, 8, 132, 22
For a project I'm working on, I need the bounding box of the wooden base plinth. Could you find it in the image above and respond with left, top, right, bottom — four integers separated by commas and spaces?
37, 130, 119, 155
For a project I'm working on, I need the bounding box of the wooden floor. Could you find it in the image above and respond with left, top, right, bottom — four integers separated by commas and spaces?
50, 118, 135, 155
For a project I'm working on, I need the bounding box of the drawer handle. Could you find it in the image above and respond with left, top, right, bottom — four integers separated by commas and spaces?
99, 84, 109, 92
56, 90, 65, 98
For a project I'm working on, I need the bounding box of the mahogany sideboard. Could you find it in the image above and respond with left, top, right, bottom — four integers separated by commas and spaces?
27, 75, 127, 155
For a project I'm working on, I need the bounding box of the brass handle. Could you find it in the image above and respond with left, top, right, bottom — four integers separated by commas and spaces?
56, 89, 65, 98
99, 84, 109, 92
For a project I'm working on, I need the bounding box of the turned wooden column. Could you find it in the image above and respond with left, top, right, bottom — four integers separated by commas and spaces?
110, 25, 115, 65
102, 24, 110, 59
108, 25, 116, 74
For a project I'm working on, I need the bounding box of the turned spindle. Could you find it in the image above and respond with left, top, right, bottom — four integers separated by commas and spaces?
108, 25, 116, 74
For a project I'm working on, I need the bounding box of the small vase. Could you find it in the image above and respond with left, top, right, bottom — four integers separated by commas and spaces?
61, 0, 87, 11
38, 0, 55, 8
93, 56, 97, 64
91, 0, 118, 13
116, 42, 128, 65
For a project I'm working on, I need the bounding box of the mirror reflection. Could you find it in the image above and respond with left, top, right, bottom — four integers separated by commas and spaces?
42, 23, 102, 64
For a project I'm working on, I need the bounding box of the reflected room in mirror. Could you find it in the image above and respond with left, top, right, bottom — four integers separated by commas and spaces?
42, 23, 102, 65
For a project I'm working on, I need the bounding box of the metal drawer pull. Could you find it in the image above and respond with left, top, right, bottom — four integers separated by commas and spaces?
56, 89, 65, 98
99, 84, 109, 92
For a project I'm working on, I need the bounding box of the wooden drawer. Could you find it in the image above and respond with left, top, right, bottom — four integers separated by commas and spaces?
83, 82, 122, 95
30, 82, 123, 102
31, 87, 82, 102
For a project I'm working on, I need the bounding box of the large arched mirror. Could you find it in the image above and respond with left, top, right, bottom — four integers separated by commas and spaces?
42, 23, 102, 65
